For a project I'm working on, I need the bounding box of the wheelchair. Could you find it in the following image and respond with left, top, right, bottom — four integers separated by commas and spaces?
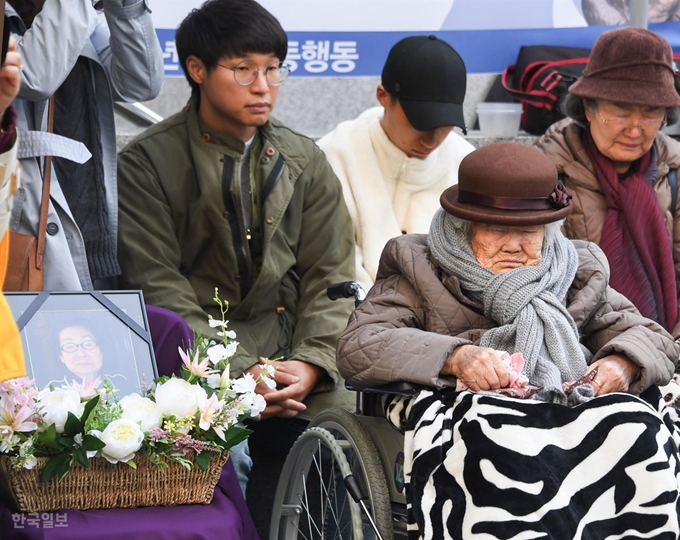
269, 282, 418, 539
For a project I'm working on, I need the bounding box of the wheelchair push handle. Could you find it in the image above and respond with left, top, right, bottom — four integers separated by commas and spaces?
327, 281, 366, 308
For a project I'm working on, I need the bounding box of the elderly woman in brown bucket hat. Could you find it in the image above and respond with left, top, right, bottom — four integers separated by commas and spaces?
536, 27, 680, 337
337, 142, 680, 538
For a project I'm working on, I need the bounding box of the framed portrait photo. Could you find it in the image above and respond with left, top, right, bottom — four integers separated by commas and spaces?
5, 291, 157, 397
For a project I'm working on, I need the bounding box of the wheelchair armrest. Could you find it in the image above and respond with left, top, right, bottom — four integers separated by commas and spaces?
345, 381, 422, 397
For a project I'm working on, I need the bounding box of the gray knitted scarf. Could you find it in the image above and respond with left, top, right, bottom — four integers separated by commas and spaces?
428, 209, 592, 404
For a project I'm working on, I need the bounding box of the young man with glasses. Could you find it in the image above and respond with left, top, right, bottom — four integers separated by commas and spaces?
116, 0, 355, 495
317, 36, 475, 291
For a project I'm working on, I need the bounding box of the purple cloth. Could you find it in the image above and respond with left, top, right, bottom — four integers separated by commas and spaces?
145, 305, 195, 377
0, 106, 18, 152
0, 306, 259, 539
0, 458, 258, 539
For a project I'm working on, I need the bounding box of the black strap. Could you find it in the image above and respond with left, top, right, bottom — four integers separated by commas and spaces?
15, 291, 51, 331
13, 290, 154, 351
90, 291, 153, 346
669, 168, 678, 216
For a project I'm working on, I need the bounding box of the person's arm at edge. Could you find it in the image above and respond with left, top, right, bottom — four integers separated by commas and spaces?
671, 164, 680, 339
578, 242, 677, 393
94, 0, 164, 102
0, 108, 24, 382
286, 149, 355, 390
13, 0, 97, 100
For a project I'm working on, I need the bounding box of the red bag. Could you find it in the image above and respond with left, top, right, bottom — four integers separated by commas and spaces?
501, 45, 590, 135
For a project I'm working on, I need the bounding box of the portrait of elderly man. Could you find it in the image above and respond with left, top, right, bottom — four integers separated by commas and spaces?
337, 143, 680, 538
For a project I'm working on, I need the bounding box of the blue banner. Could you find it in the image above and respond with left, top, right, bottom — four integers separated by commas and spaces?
158, 22, 680, 78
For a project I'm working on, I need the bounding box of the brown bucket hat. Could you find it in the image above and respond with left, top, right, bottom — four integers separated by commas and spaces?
569, 27, 680, 108
440, 142, 573, 225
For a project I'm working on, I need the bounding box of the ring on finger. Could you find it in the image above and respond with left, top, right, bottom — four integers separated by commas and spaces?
592, 378, 602, 387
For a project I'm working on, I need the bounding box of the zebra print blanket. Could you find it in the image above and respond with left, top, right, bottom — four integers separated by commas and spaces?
387, 386, 680, 539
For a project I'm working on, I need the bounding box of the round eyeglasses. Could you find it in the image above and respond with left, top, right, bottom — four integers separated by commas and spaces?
217, 61, 290, 87
61, 340, 98, 353
596, 109, 667, 133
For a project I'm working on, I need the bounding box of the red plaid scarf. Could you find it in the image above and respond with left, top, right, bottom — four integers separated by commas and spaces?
583, 131, 677, 331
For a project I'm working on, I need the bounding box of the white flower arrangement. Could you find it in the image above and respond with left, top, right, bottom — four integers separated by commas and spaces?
0, 289, 275, 482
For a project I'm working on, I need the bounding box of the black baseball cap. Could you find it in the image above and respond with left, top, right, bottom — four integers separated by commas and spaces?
381, 35, 467, 133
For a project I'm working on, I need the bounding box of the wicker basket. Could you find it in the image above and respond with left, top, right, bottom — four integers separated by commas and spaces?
0, 451, 229, 512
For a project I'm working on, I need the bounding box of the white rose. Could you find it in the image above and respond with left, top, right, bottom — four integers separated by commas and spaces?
154, 378, 207, 418
38, 388, 85, 434
119, 394, 163, 433
100, 419, 144, 464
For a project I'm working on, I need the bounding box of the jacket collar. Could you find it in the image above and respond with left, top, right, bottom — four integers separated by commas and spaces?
186, 97, 252, 156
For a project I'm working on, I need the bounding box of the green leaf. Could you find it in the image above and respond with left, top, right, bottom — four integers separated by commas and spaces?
154, 375, 170, 386
83, 434, 106, 451
212, 438, 228, 452
195, 451, 212, 471
80, 395, 100, 424
37, 424, 59, 450
126, 460, 137, 469
224, 426, 252, 449
39, 453, 72, 483
57, 436, 73, 449
63, 412, 83, 438
57, 454, 73, 481
74, 447, 89, 468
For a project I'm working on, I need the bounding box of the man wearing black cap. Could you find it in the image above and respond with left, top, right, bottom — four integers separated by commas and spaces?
318, 35, 474, 291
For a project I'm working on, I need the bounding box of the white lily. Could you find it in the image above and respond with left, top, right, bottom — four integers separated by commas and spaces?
179, 347, 218, 378
198, 394, 222, 431
206, 344, 231, 365
208, 318, 228, 329
217, 330, 237, 340
232, 373, 257, 394
224, 341, 238, 357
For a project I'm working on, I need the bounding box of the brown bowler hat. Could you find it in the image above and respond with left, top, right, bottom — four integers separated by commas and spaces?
569, 27, 680, 108
440, 142, 573, 225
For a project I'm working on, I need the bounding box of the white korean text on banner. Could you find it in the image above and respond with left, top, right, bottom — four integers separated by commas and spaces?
150, 0, 680, 77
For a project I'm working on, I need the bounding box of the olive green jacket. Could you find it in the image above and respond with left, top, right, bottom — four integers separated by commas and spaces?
117, 102, 355, 386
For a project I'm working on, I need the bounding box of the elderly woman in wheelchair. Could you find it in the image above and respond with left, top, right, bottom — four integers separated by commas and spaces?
337, 142, 680, 539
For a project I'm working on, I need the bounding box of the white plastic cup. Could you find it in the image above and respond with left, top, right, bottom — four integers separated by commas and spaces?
476, 102, 522, 138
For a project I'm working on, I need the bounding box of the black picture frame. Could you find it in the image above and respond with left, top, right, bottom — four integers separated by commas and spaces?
5, 291, 157, 397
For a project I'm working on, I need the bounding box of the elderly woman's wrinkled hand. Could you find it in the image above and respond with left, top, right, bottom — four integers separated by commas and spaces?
443, 344, 516, 392
587, 354, 641, 396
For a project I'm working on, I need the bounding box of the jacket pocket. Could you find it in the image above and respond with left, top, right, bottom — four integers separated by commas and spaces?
271, 270, 301, 358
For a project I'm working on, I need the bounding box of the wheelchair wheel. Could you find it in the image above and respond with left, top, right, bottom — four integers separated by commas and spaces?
310, 408, 393, 539
269, 426, 364, 539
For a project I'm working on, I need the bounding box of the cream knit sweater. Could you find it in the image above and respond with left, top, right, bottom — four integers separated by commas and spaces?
317, 106, 474, 291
